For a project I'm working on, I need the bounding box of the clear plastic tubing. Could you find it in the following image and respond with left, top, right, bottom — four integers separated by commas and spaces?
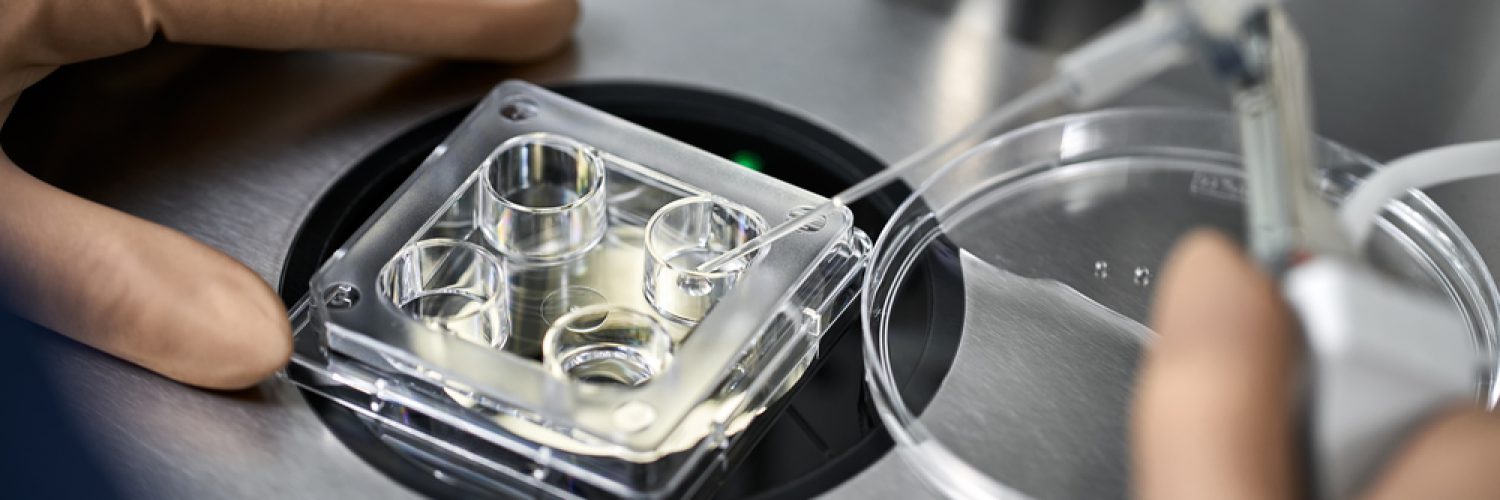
696, 78, 1071, 272
697, 6, 1195, 272
1340, 140, 1500, 247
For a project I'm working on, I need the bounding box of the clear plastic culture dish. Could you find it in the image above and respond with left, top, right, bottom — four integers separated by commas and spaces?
861, 109, 1500, 499
286, 81, 870, 498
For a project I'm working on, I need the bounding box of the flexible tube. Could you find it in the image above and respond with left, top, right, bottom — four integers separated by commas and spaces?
1341, 141, 1500, 247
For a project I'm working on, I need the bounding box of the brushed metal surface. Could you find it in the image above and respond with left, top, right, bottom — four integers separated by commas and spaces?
6, 0, 1500, 498
836, 252, 1150, 500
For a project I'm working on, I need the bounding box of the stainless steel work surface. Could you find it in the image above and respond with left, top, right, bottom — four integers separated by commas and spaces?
8, 0, 1500, 498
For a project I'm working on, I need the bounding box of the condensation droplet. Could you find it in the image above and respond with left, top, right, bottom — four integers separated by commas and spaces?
1093, 260, 1109, 278
1133, 266, 1152, 287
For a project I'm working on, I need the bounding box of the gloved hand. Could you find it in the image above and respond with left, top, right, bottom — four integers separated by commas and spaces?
0, 0, 579, 390
1134, 230, 1500, 499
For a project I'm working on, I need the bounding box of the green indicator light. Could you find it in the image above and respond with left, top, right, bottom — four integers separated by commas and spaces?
731, 150, 764, 172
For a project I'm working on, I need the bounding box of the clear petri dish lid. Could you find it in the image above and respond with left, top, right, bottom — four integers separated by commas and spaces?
861, 108, 1500, 499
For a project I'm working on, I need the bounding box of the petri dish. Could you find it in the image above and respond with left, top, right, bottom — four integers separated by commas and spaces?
861, 109, 1500, 498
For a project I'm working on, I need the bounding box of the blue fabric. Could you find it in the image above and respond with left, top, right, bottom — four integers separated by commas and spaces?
0, 310, 120, 499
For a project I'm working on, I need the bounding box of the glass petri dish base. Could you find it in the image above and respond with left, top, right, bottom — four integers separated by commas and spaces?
862, 109, 1500, 499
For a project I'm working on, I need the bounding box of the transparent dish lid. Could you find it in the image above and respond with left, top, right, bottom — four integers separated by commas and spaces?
861, 109, 1500, 498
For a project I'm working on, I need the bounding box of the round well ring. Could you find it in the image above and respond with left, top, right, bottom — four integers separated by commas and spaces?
643, 196, 767, 323
479, 133, 608, 263
543, 305, 675, 387
377, 239, 510, 349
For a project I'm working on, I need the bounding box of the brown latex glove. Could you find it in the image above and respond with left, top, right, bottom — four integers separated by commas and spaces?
0, 0, 579, 390
1133, 230, 1500, 499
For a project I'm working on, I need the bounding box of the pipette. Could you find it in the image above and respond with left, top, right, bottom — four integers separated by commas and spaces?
697, 7, 1193, 272
695, 79, 1071, 272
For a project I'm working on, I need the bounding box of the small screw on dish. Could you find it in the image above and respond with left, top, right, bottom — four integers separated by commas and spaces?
324, 283, 360, 309
499, 95, 539, 122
